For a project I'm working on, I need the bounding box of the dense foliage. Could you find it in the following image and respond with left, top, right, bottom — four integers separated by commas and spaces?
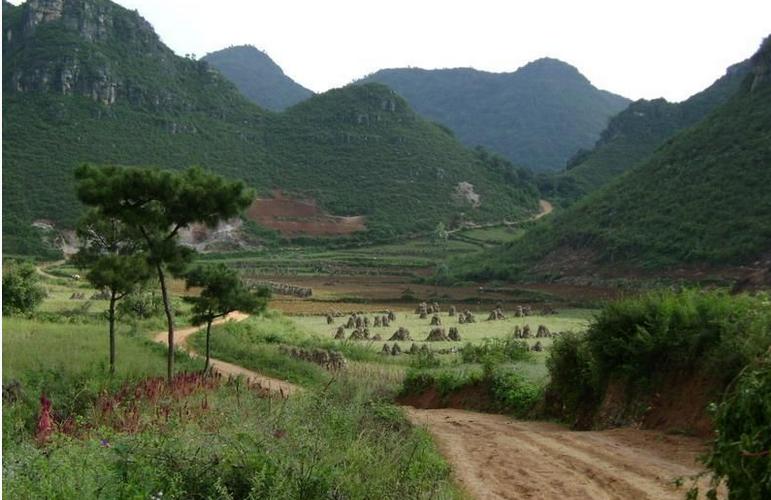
401, 364, 542, 417
545, 290, 771, 423
2, 260, 47, 316
362, 59, 629, 170
544, 59, 750, 201
3, 0, 540, 257
460, 38, 771, 277
703, 355, 771, 499
202, 45, 313, 111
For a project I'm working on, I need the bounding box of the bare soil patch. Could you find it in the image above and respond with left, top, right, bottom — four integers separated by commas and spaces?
246, 191, 366, 236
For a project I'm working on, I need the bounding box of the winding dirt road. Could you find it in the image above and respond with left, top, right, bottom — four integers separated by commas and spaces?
405, 408, 716, 500
152, 313, 299, 395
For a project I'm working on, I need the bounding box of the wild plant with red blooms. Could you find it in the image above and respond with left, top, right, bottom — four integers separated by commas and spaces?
35, 393, 54, 444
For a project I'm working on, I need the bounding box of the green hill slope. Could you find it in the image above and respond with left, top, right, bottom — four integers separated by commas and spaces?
361, 61, 630, 171
461, 36, 771, 279
2, 0, 540, 256
545, 59, 750, 199
202, 45, 313, 111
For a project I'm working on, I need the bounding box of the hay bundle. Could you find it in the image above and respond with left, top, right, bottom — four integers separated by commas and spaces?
425, 328, 449, 342
448, 327, 461, 341
389, 327, 412, 341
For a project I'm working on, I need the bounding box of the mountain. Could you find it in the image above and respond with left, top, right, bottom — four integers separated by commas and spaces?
544, 59, 752, 200
2, 0, 540, 257
460, 36, 771, 280
202, 45, 313, 111
361, 60, 630, 171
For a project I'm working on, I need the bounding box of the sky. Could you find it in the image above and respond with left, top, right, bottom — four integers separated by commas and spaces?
11, 0, 771, 101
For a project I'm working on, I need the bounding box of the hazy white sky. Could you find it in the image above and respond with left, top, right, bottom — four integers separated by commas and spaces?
13, 0, 771, 101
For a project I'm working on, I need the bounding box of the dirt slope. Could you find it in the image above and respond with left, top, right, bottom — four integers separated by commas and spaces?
152, 313, 299, 395
405, 407, 718, 500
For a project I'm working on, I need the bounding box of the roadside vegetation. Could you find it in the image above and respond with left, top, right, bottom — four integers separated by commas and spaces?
543, 289, 771, 498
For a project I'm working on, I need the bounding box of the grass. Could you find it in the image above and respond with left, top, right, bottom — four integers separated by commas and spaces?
4, 372, 461, 499
290, 307, 592, 354
2, 317, 202, 381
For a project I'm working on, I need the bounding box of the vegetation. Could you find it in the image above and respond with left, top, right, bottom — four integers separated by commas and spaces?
73, 211, 152, 373
362, 59, 629, 170
2, 260, 46, 316
3, 0, 541, 256
202, 45, 313, 111
544, 289, 771, 423
401, 362, 543, 417
75, 164, 253, 380
702, 354, 771, 500
460, 38, 771, 277
541, 58, 751, 202
184, 263, 269, 371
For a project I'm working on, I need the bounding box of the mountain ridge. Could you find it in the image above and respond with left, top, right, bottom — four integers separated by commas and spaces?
360, 60, 629, 170
2, 0, 540, 256
202, 45, 313, 111
459, 36, 771, 281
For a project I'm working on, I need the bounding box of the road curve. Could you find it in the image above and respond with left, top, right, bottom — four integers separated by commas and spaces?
153, 312, 299, 395
404, 407, 717, 500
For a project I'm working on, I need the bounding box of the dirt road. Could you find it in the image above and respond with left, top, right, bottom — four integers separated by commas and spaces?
405, 408, 715, 500
534, 199, 553, 219
153, 313, 299, 395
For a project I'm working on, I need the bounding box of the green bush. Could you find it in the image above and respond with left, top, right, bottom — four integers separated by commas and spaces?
2, 260, 46, 316
489, 366, 542, 416
702, 356, 771, 500
585, 290, 771, 387
545, 332, 598, 419
461, 334, 532, 364
544, 290, 771, 432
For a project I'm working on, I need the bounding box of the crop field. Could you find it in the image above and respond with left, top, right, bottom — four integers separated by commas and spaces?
289, 307, 592, 353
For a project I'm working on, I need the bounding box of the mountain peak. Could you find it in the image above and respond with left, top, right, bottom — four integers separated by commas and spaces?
203, 45, 313, 111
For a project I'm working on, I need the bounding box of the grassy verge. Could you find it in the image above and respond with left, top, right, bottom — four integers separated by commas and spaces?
4, 373, 461, 498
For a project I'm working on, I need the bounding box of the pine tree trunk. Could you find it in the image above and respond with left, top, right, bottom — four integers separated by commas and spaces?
156, 263, 175, 382
205, 320, 212, 374
108, 290, 117, 374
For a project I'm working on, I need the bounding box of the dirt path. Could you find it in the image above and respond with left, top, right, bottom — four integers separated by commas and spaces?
153, 313, 299, 395
534, 199, 553, 220
405, 408, 716, 500
35, 259, 66, 280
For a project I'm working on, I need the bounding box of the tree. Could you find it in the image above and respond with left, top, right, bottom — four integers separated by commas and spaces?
184, 264, 269, 372
2, 260, 46, 316
75, 165, 253, 380
73, 210, 151, 374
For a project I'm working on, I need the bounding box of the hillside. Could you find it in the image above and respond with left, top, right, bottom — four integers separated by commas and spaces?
202, 45, 313, 111
544, 59, 751, 199
2, 0, 540, 256
361, 60, 629, 171
461, 36, 771, 280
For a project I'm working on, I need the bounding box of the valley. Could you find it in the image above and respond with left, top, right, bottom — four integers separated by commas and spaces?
3, 0, 770, 498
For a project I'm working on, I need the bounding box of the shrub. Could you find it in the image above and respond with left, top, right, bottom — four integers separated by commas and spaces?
2, 260, 46, 316
461, 335, 532, 364
585, 290, 771, 386
545, 332, 598, 419
489, 366, 542, 416
702, 356, 771, 500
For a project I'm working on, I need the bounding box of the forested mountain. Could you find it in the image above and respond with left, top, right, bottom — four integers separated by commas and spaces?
202, 45, 313, 111
543, 58, 751, 200
461, 36, 771, 279
2, 0, 540, 256
361, 60, 629, 171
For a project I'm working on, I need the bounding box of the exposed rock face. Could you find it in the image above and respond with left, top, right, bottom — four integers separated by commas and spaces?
455, 181, 481, 208
5, 0, 206, 111
750, 36, 771, 92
